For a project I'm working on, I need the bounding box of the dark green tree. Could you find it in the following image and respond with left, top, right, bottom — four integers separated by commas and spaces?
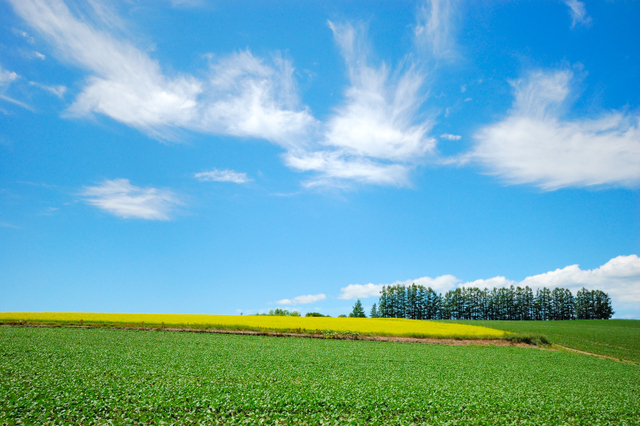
370, 303, 379, 318
594, 290, 614, 319
350, 299, 366, 318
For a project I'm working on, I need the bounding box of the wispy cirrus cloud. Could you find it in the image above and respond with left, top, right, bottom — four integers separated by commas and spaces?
564, 0, 592, 29
0, 221, 20, 229
414, 0, 457, 59
0, 64, 32, 110
81, 179, 181, 220
197, 51, 316, 149
275, 294, 326, 305
284, 21, 435, 187
29, 81, 66, 98
8, 0, 313, 143
195, 169, 250, 184
464, 69, 640, 189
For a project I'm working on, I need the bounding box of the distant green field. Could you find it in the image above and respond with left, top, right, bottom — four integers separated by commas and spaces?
2, 327, 639, 425
451, 319, 640, 363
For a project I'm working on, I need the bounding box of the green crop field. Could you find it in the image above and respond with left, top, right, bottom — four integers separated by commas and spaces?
450, 319, 640, 363
2, 327, 639, 425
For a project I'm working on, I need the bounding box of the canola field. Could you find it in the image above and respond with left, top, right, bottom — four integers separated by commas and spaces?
1, 327, 639, 425
0, 312, 506, 339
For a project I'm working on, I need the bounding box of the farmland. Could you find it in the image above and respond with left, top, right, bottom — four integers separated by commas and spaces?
2, 327, 640, 425
452, 319, 640, 363
0, 312, 506, 339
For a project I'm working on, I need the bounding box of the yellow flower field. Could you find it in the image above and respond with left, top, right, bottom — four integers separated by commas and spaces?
0, 312, 508, 339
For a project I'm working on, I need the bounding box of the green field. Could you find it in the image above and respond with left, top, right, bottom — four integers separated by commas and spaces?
451, 319, 640, 363
2, 327, 639, 425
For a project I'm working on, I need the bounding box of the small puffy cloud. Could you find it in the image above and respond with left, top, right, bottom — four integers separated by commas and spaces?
338, 284, 384, 300
440, 133, 461, 141
275, 294, 326, 305
338, 275, 460, 299
81, 179, 181, 220
0, 66, 19, 85
195, 169, 250, 184
564, 0, 592, 29
461, 276, 515, 289
467, 69, 640, 189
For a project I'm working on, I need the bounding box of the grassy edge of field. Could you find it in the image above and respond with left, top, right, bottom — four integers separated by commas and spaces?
0, 318, 547, 345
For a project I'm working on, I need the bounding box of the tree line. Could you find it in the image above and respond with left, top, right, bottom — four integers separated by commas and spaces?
366, 284, 613, 320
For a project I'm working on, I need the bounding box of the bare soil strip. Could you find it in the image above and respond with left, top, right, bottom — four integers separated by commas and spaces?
2, 322, 535, 347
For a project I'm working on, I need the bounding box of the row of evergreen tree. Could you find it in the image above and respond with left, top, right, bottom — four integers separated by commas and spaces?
367, 284, 613, 320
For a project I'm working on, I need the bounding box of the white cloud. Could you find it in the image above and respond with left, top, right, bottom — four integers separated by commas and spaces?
338, 283, 385, 300
440, 133, 461, 141
564, 0, 592, 29
0, 66, 19, 85
284, 151, 412, 187
0, 94, 33, 111
393, 274, 460, 293
467, 69, 640, 189
518, 255, 640, 303
195, 169, 250, 184
276, 294, 326, 305
81, 179, 181, 220
414, 0, 457, 59
197, 51, 316, 149
338, 275, 460, 299
284, 22, 434, 187
324, 22, 434, 161
461, 276, 515, 289
8, 0, 201, 137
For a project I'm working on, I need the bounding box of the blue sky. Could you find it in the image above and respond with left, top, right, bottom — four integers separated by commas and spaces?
1, 0, 639, 318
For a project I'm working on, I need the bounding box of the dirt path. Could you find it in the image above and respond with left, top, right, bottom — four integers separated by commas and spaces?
552, 344, 638, 365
